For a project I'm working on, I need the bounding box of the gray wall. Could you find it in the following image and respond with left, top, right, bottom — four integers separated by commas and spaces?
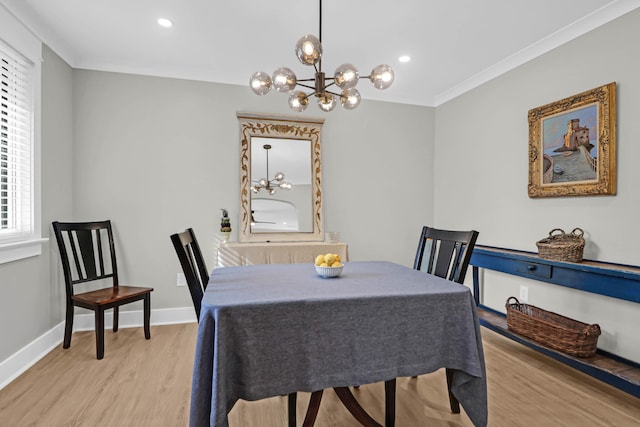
70, 71, 434, 314
1, 58, 433, 363
0, 45, 73, 362
435, 9, 640, 362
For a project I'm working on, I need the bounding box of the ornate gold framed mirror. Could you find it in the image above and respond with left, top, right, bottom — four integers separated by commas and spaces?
237, 112, 324, 242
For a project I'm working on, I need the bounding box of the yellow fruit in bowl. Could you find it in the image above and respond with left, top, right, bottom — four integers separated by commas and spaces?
315, 253, 344, 269
324, 253, 337, 265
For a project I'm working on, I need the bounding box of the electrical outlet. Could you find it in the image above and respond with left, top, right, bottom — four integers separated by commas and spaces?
519, 285, 529, 302
177, 272, 186, 287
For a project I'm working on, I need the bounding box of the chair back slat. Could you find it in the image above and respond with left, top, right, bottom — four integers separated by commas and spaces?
76, 229, 99, 279
170, 228, 209, 320
96, 228, 106, 277
414, 226, 479, 284
432, 239, 457, 280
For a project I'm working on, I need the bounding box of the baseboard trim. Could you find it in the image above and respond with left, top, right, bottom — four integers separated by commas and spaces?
71, 306, 197, 330
0, 307, 196, 390
0, 322, 65, 390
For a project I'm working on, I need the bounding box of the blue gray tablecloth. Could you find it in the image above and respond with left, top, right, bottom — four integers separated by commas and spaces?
190, 261, 487, 427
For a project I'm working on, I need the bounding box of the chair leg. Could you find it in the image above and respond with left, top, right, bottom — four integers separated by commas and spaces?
113, 306, 119, 332
445, 368, 460, 414
288, 392, 296, 427
385, 379, 396, 427
63, 303, 74, 349
143, 294, 151, 340
95, 308, 105, 360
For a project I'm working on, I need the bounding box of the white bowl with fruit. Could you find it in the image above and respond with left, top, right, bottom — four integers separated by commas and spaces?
314, 253, 343, 278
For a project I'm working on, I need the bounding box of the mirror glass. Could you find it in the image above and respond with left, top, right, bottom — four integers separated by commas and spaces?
250, 137, 312, 232
238, 112, 324, 242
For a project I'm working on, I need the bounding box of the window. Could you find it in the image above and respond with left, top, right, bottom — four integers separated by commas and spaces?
0, 6, 43, 264
0, 41, 33, 241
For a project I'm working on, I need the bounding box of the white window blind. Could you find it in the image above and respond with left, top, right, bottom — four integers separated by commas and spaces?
0, 40, 34, 243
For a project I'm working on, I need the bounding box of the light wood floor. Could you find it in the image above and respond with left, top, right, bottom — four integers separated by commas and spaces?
0, 323, 638, 426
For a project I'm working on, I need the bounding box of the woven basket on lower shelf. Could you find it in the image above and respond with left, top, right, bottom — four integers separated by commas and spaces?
536, 227, 585, 263
505, 297, 601, 358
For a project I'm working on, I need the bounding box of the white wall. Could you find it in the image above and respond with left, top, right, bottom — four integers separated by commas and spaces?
435, 9, 640, 362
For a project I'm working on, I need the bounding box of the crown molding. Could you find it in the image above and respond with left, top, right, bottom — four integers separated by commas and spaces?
434, 0, 640, 106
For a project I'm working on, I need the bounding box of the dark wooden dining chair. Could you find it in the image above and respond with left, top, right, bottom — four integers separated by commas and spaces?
169, 228, 301, 426
52, 220, 153, 360
170, 228, 209, 320
401, 225, 479, 415
413, 226, 479, 283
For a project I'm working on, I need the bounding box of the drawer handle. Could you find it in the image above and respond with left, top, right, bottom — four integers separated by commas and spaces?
527, 265, 537, 271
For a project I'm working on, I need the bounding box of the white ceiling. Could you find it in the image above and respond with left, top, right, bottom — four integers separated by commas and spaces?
1, 0, 638, 107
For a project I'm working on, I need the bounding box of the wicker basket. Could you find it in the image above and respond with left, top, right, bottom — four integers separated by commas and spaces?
505, 297, 601, 358
536, 228, 585, 263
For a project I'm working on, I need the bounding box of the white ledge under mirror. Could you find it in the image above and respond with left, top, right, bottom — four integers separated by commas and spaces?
237, 112, 324, 242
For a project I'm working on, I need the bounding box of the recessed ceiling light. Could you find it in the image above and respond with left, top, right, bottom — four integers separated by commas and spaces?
157, 18, 173, 28
399, 55, 411, 63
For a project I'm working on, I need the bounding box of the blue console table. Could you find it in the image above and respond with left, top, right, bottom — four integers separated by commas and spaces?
469, 245, 640, 398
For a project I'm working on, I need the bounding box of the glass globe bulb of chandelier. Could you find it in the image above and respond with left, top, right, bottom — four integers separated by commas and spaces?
340, 88, 361, 110
369, 64, 395, 90
259, 178, 268, 187
272, 67, 297, 92
288, 91, 309, 112
280, 182, 292, 190
274, 172, 285, 181
295, 34, 322, 66
317, 93, 337, 112
249, 71, 272, 95
334, 64, 359, 89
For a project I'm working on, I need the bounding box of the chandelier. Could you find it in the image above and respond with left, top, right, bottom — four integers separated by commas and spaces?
249, 0, 394, 112
251, 144, 292, 195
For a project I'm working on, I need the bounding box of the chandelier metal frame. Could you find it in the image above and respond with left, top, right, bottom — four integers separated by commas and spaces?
249, 0, 394, 112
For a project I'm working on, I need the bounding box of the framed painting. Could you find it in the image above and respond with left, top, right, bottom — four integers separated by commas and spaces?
528, 82, 616, 198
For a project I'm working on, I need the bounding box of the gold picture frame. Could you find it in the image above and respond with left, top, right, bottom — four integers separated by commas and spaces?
528, 82, 616, 198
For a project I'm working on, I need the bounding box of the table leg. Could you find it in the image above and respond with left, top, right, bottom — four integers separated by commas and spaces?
333, 387, 383, 427
288, 393, 297, 427
301, 390, 324, 427
446, 369, 461, 413
384, 379, 396, 427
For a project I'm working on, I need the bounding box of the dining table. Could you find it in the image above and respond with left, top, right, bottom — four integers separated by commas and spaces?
189, 261, 488, 427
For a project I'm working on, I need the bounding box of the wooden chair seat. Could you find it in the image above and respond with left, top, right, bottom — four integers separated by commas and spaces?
72, 286, 155, 307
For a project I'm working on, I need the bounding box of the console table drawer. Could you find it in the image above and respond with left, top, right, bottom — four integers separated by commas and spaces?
515, 261, 552, 279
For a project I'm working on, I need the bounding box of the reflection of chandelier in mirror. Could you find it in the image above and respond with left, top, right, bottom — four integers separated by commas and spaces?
249, 0, 394, 112
251, 144, 293, 195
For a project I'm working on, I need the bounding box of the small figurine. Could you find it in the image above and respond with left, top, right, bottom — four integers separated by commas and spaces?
220, 209, 231, 232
